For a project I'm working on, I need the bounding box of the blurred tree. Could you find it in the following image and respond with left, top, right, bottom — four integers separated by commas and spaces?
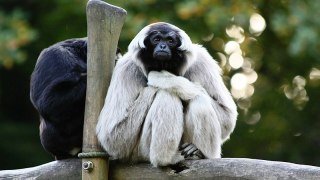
0, 9, 36, 69
0, 0, 87, 169
0, 0, 319, 169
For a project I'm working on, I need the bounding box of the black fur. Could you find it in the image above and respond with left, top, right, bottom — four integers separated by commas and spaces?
138, 24, 186, 75
30, 38, 87, 159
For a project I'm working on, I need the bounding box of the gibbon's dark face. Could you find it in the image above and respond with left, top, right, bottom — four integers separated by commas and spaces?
138, 24, 186, 75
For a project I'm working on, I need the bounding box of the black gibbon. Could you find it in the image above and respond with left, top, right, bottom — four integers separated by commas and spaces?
30, 38, 120, 159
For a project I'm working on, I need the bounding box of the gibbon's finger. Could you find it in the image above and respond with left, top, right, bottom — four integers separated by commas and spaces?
193, 150, 205, 159
179, 143, 191, 151
181, 144, 197, 155
183, 146, 198, 158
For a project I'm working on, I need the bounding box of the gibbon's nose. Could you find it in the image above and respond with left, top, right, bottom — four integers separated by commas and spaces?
160, 44, 166, 50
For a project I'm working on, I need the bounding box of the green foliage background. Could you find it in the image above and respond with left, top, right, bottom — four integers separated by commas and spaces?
0, 0, 319, 169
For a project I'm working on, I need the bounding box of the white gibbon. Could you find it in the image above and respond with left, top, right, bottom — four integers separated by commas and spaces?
96, 22, 238, 167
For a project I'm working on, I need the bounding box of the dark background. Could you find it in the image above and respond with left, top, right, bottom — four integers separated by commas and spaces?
1, 0, 319, 169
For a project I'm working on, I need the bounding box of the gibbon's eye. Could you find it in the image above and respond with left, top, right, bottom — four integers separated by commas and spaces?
153, 37, 160, 43
167, 37, 176, 46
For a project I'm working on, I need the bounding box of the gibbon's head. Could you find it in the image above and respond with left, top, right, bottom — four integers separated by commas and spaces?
128, 22, 195, 76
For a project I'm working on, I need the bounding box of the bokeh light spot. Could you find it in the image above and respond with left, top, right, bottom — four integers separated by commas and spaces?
249, 13, 266, 36
229, 52, 244, 69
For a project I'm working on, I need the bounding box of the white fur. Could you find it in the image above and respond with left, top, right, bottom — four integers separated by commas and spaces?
148, 70, 205, 100
184, 95, 222, 158
96, 22, 238, 167
147, 90, 184, 166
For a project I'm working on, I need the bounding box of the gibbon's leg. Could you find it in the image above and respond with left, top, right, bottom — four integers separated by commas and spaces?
147, 90, 184, 167
184, 94, 222, 159
134, 109, 152, 162
98, 86, 157, 160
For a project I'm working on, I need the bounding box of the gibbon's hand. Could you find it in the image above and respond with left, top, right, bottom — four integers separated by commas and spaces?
147, 70, 206, 100
147, 70, 179, 89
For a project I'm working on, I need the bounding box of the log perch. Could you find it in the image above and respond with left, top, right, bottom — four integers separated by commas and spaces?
1, 159, 320, 180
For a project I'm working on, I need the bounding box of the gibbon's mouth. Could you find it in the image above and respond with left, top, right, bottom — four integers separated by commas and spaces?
154, 51, 171, 61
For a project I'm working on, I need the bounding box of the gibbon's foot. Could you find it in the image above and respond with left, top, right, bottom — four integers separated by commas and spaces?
179, 143, 204, 159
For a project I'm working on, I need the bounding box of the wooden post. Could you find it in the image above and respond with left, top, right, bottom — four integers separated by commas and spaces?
82, 0, 126, 179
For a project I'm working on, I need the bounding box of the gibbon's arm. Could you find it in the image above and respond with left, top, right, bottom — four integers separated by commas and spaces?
96, 52, 157, 160
30, 46, 87, 122
148, 44, 238, 142
185, 44, 238, 142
